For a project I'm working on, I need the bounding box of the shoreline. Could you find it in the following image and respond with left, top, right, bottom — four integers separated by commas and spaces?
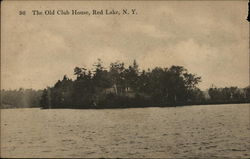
1, 102, 249, 110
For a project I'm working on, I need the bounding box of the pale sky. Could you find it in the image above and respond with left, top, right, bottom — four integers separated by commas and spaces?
1, 1, 249, 90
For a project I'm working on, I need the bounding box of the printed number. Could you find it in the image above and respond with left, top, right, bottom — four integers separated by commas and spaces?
19, 11, 26, 15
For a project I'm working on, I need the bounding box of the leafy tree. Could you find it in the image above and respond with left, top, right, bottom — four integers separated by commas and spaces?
109, 61, 125, 95
124, 60, 139, 92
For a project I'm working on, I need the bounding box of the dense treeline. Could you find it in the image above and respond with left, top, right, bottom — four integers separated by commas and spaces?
1, 89, 42, 108
207, 86, 250, 104
39, 59, 248, 109
40, 59, 203, 108
1, 60, 249, 109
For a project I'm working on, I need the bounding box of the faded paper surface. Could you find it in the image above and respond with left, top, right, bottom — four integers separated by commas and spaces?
1, 1, 249, 90
1, 1, 249, 158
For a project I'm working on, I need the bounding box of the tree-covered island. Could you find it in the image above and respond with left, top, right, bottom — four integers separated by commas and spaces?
1, 59, 250, 109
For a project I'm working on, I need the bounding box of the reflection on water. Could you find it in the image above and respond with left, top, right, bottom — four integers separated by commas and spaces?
1, 104, 250, 158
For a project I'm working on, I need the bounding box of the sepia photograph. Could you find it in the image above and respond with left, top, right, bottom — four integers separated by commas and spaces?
1, 0, 250, 158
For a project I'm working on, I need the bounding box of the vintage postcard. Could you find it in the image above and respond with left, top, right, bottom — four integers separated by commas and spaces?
1, 0, 249, 158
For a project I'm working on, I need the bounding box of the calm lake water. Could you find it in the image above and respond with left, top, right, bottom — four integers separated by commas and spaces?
1, 104, 250, 158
